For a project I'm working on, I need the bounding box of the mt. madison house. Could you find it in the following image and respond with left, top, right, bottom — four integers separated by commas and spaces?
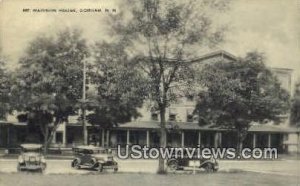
1, 51, 299, 154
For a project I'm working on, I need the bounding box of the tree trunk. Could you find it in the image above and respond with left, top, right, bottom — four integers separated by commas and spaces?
236, 130, 246, 156
44, 123, 60, 155
101, 129, 105, 147
43, 127, 49, 155
237, 140, 243, 156
158, 107, 167, 174
82, 108, 88, 145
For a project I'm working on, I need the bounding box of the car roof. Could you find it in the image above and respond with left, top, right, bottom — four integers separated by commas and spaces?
74, 145, 106, 150
20, 144, 43, 149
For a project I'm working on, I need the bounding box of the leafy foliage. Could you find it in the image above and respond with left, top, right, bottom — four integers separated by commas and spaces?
0, 56, 12, 120
108, 0, 230, 109
87, 42, 148, 128
107, 0, 230, 172
290, 82, 300, 126
11, 28, 88, 150
195, 52, 290, 150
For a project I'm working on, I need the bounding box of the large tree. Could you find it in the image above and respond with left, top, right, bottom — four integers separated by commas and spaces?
290, 81, 300, 126
0, 55, 12, 120
86, 42, 148, 141
11, 28, 88, 154
195, 52, 290, 153
108, 0, 229, 172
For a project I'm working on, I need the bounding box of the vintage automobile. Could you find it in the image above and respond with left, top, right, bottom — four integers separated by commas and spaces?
17, 144, 47, 172
166, 148, 219, 173
71, 145, 118, 172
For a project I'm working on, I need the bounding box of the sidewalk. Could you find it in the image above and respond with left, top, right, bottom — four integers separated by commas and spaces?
0, 154, 74, 160
0, 157, 299, 176
0, 153, 298, 160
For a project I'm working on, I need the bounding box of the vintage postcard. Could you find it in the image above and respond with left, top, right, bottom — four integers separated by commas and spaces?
0, 0, 299, 185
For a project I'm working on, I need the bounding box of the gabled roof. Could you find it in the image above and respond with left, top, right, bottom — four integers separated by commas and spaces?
271, 67, 293, 73
188, 50, 238, 63
146, 50, 238, 64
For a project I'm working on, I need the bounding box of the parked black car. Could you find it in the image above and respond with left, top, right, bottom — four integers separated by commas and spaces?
166, 148, 219, 173
17, 144, 47, 172
71, 146, 118, 172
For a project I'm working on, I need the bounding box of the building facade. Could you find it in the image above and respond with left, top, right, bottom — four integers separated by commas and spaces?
1, 50, 299, 154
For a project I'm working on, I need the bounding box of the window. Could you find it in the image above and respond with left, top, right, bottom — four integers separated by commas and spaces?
151, 113, 158, 121
186, 94, 194, 102
56, 132, 63, 144
187, 114, 193, 122
283, 134, 289, 141
193, 115, 199, 122
169, 114, 176, 121
186, 108, 194, 122
169, 108, 177, 121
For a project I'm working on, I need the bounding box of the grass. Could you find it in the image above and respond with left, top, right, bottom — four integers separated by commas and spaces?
0, 172, 298, 186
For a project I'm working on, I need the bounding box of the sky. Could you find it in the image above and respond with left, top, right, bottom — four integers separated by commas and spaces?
0, 0, 299, 82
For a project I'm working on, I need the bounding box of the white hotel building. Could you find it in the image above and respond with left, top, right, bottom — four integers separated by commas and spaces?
1, 51, 299, 154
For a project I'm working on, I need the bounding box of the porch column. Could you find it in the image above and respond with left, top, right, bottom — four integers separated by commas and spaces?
198, 131, 201, 146
214, 132, 221, 148
101, 129, 105, 147
62, 123, 66, 146
181, 131, 185, 147
146, 130, 150, 147
106, 130, 110, 147
268, 133, 271, 148
298, 133, 300, 154
52, 132, 56, 144
7, 127, 9, 146
126, 130, 130, 145
219, 133, 222, 148
253, 133, 256, 149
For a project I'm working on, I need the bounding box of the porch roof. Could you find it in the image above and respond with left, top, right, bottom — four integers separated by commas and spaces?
0, 121, 27, 126
1, 120, 298, 133
116, 121, 298, 133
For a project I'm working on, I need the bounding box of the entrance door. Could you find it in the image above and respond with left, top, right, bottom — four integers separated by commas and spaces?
56, 132, 63, 144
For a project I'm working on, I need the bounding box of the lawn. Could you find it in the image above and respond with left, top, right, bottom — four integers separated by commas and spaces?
0, 172, 298, 186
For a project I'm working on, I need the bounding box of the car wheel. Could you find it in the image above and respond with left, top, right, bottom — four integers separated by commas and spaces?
38, 168, 44, 173
167, 160, 178, 172
114, 167, 118, 172
73, 159, 80, 169
17, 164, 21, 172
204, 163, 214, 173
41, 163, 47, 171
213, 165, 218, 172
97, 163, 103, 172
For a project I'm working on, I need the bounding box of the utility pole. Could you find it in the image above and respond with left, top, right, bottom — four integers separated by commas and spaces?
82, 56, 88, 145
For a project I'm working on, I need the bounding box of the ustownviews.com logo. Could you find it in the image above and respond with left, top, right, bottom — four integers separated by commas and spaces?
117, 145, 278, 160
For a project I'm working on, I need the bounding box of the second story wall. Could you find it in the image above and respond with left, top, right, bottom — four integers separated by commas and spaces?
135, 51, 294, 124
